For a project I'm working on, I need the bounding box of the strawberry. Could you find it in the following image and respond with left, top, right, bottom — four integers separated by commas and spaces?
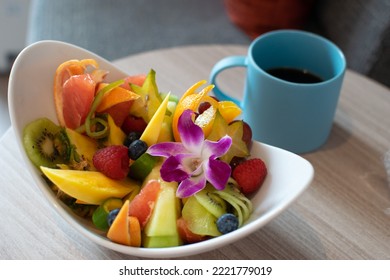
232, 158, 267, 195
93, 145, 129, 180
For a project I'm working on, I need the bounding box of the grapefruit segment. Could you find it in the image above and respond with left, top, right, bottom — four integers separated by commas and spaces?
62, 74, 96, 129
54, 59, 100, 128
121, 74, 147, 90
128, 179, 162, 229
177, 217, 206, 244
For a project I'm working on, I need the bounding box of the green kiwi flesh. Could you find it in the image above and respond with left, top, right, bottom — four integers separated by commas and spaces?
182, 196, 221, 237
194, 187, 227, 218
23, 117, 70, 168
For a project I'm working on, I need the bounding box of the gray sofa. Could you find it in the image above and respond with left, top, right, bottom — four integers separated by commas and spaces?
27, 0, 389, 87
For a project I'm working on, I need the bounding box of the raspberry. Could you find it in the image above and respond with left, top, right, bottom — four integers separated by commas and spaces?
93, 145, 130, 180
232, 158, 267, 195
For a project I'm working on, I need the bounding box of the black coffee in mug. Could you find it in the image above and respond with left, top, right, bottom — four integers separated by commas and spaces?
266, 67, 323, 84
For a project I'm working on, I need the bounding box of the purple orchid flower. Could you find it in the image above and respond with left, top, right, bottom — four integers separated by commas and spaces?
147, 109, 232, 198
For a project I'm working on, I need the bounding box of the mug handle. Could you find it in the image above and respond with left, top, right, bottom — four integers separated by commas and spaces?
209, 55, 247, 108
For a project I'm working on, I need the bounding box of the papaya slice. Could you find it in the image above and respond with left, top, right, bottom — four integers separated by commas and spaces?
106, 200, 141, 247
128, 216, 141, 247
107, 200, 131, 245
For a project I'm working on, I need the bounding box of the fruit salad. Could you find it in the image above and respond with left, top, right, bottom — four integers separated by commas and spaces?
22, 59, 268, 248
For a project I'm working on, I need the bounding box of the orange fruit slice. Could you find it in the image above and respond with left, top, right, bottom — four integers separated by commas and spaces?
54, 59, 100, 128
95, 83, 139, 112
94, 83, 139, 126
172, 81, 217, 141
218, 100, 242, 124
194, 104, 217, 137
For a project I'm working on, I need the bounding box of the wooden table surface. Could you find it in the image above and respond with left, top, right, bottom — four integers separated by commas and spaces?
1, 45, 389, 259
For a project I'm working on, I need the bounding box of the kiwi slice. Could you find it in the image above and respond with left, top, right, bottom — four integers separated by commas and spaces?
212, 184, 253, 226
215, 191, 245, 226
23, 118, 69, 168
194, 187, 227, 218
182, 196, 221, 237
223, 183, 253, 214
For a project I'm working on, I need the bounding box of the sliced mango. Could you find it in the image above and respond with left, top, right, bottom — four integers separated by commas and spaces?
40, 167, 139, 205
65, 128, 97, 168
104, 114, 126, 146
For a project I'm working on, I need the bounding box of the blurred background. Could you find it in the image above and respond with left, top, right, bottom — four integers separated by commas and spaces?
1, 0, 389, 137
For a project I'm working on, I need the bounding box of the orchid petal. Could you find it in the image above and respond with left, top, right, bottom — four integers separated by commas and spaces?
204, 158, 231, 190
202, 135, 232, 159
177, 175, 207, 198
147, 142, 187, 157
160, 155, 190, 182
178, 109, 204, 153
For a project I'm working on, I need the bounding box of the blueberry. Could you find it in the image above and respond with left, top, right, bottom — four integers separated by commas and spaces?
123, 131, 141, 147
128, 139, 148, 160
216, 213, 239, 234
107, 208, 120, 227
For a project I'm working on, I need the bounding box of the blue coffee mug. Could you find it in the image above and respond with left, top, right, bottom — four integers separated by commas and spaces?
210, 30, 346, 153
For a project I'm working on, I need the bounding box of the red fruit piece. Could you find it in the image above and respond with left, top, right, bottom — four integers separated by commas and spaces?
121, 74, 147, 90
128, 180, 161, 229
62, 74, 96, 129
121, 115, 148, 134
102, 101, 134, 127
93, 145, 129, 180
232, 158, 267, 195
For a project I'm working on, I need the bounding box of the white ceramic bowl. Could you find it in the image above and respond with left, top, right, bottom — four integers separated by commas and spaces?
8, 40, 314, 258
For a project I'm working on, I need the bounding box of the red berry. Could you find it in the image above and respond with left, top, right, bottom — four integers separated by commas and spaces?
93, 145, 129, 180
232, 158, 267, 195
121, 115, 147, 134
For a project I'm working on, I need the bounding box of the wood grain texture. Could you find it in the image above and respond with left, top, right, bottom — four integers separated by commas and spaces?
1, 45, 389, 259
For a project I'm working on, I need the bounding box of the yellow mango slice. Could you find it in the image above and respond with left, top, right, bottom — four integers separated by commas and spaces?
104, 114, 126, 146
40, 167, 139, 205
